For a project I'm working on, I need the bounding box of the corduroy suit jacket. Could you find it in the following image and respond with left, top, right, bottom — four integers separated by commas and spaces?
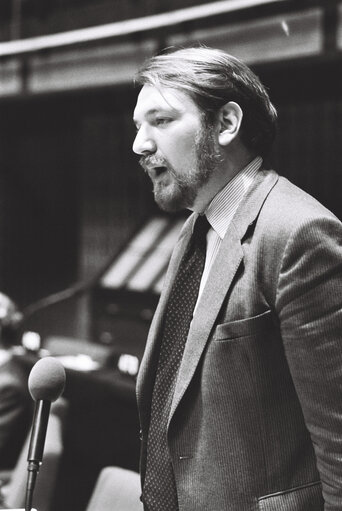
136, 169, 342, 510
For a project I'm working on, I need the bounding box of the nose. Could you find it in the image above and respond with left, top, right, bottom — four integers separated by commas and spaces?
132, 126, 156, 156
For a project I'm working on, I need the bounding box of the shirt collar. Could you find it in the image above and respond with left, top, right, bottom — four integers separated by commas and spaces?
205, 156, 262, 239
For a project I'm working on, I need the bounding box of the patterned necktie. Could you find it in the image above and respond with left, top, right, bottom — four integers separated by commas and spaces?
143, 214, 210, 511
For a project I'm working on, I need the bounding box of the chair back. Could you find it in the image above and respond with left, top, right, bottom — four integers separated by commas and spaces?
86, 466, 143, 511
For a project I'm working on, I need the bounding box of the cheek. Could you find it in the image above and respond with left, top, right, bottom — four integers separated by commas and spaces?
164, 131, 199, 168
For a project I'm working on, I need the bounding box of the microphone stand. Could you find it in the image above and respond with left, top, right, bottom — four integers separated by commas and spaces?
25, 467, 37, 511
25, 400, 51, 511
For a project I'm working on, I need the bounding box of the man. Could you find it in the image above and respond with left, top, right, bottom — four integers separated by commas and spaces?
0, 293, 32, 471
132, 46, 342, 510
0, 350, 32, 471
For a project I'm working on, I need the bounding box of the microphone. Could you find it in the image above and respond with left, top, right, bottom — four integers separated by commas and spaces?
26, 357, 66, 511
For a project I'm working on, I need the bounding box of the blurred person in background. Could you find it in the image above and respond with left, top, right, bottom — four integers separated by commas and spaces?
132, 47, 342, 510
0, 292, 32, 471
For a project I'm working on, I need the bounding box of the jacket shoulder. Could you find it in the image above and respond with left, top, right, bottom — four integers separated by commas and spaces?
266, 175, 340, 226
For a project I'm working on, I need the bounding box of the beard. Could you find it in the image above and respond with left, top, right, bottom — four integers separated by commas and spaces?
139, 123, 222, 212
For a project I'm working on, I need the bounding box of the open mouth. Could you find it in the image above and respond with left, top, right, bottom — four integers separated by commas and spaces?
154, 166, 167, 177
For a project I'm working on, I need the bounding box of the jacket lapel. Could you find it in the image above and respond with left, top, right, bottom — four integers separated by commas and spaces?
168, 169, 279, 423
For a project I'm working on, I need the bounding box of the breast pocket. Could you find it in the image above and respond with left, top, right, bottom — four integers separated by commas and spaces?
213, 309, 274, 342
258, 481, 323, 511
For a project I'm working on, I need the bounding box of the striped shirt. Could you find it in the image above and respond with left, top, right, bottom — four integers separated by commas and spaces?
195, 156, 262, 307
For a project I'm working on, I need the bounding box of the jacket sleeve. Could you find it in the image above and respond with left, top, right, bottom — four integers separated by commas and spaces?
275, 214, 342, 510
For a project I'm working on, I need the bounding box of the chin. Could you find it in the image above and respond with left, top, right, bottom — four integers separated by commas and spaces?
153, 181, 196, 213
155, 197, 184, 213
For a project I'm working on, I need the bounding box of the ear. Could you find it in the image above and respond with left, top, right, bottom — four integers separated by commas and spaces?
218, 101, 243, 147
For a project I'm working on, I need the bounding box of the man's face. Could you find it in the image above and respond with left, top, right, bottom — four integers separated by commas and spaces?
133, 84, 221, 212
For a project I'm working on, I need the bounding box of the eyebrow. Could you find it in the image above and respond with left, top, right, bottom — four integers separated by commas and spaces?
133, 108, 158, 124
133, 106, 179, 125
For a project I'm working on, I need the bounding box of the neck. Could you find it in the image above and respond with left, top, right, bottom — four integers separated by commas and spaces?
191, 149, 257, 214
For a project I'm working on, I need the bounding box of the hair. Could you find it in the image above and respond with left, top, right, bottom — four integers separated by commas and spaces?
135, 46, 277, 158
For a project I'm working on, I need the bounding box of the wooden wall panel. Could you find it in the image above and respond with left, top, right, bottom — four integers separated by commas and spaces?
272, 99, 342, 220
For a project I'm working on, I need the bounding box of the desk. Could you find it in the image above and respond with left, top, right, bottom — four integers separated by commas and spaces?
14, 353, 140, 511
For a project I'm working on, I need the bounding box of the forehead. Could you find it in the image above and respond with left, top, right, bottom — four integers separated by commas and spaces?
133, 84, 200, 122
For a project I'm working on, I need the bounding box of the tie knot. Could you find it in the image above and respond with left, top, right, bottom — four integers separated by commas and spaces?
192, 214, 210, 248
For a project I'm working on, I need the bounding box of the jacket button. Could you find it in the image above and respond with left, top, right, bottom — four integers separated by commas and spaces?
139, 429, 143, 440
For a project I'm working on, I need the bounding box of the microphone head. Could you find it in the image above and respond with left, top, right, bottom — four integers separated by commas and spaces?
28, 357, 66, 402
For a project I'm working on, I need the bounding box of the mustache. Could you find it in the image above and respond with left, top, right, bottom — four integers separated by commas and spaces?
139, 155, 168, 171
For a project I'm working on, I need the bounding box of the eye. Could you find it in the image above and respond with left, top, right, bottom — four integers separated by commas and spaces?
155, 117, 171, 126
